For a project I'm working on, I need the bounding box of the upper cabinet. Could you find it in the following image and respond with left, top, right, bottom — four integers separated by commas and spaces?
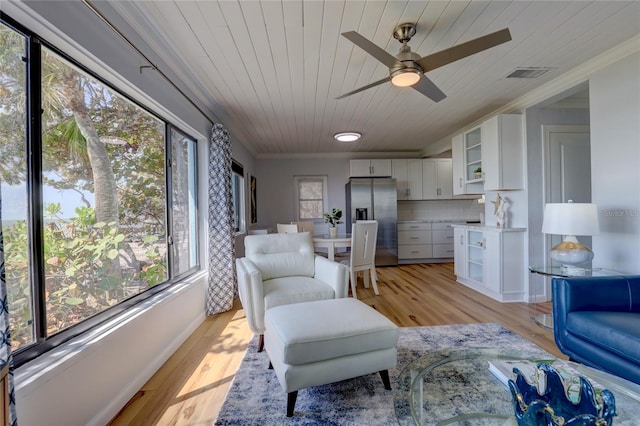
452, 127, 484, 195
392, 159, 422, 200
392, 158, 455, 200
452, 113, 524, 194
422, 159, 453, 199
349, 159, 392, 177
481, 114, 524, 191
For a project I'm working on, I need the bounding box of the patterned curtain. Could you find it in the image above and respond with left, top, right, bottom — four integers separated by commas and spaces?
206, 123, 237, 315
0, 186, 17, 425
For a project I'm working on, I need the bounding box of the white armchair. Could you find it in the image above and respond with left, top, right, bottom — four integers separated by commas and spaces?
236, 232, 348, 351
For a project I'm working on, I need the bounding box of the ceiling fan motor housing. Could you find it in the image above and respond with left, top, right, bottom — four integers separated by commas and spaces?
393, 23, 417, 43
390, 44, 422, 77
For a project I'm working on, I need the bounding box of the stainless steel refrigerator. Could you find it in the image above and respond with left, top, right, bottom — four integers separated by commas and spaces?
345, 178, 398, 266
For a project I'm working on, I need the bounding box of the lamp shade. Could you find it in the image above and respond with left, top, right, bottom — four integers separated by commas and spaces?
541, 202, 599, 236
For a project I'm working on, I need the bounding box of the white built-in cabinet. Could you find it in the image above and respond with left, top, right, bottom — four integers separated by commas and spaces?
452, 127, 484, 195
453, 226, 466, 278
481, 114, 524, 191
452, 114, 523, 194
349, 159, 392, 177
451, 225, 525, 302
398, 221, 455, 264
422, 159, 453, 199
392, 159, 423, 200
390, 158, 455, 200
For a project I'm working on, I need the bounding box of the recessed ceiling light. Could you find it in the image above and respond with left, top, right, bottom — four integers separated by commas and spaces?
334, 132, 362, 142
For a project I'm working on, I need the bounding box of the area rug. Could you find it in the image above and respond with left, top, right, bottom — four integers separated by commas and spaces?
214, 323, 551, 425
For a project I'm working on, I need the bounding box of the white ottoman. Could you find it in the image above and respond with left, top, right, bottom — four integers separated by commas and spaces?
264, 298, 399, 417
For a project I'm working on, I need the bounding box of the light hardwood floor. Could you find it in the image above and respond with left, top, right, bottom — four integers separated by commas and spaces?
108, 262, 559, 425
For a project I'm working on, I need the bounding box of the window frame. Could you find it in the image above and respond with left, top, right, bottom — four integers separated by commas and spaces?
231, 161, 246, 235
1, 15, 201, 367
293, 175, 328, 222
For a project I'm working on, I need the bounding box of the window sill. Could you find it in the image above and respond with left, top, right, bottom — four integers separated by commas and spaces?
15, 270, 207, 394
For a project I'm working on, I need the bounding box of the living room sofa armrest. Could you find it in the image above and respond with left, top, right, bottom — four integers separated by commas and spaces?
313, 255, 349, 299
236, 257, 266, 334
552, 276, 640, 315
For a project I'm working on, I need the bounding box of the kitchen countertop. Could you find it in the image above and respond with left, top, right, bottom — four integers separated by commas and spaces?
398, 219, 481, 224
450, 223, 527, 232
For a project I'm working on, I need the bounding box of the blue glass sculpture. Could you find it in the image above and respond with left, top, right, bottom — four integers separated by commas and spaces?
508, 363, 616, 426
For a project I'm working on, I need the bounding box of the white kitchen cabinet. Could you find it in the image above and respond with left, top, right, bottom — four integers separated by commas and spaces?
452, 225, 525, 302
452, 131, 484, 195
422, 159, 453, 199
349, 159, 392, 177
436, 159, 453, 199
398, 222, 455, 264
481, 114, 524, 191
392, 159, 422, 200
431, 222, 455, 258
398, 222, 432, 261
482, 229, 526, 300
453, 227, 466, 277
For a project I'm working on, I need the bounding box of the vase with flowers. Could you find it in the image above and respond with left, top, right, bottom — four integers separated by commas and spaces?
323, 208, 343, 238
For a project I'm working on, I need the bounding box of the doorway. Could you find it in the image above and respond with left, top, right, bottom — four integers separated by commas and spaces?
542, 124, 592, 279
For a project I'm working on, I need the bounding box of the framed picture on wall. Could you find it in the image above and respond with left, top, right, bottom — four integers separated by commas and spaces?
250, 175, 257, 224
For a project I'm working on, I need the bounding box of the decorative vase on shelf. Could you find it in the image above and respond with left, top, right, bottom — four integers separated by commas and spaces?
329, 226, 338, 238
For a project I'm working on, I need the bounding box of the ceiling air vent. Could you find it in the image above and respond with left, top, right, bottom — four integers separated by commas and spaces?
505, 67, 554, 79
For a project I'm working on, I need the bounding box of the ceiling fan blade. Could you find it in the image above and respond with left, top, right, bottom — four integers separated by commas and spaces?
336, 76, 392, 99
412, 75, 447, 103
342, 31, 400, 68
417, 28, 512, 72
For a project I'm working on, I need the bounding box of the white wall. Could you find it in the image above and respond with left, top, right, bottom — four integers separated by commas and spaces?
590, 52, 640, 273
255, 157, 351, 234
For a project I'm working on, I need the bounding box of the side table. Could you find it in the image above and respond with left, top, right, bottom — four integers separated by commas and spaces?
528, 265, 619, 330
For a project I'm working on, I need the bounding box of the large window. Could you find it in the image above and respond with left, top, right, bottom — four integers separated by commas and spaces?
231, 161, 245, 233
170, 127, 198, 276
294, 176, 328, 221
0, 18, 199, 365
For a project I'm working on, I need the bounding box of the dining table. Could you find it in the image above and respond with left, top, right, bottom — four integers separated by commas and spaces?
312, 233, 351, 261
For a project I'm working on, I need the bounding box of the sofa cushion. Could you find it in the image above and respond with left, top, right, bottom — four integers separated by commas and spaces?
264, 298, 398, 365
566, 311, 640, 365
263, 276, 336, 310
245, 233, 315, 280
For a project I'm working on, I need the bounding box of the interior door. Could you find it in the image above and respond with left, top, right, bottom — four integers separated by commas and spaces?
546, 126, 591, 204
544, 124, 591, 269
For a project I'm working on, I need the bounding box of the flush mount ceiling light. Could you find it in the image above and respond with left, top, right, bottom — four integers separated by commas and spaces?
334, 132, 362, 142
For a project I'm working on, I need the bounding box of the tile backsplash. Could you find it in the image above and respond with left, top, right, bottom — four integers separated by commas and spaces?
398, 199, 484, 221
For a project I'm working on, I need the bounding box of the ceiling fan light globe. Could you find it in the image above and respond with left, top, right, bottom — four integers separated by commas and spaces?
391, 69, 420, 87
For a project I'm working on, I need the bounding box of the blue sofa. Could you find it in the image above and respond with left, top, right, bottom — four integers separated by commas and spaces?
552, 275, 640, 385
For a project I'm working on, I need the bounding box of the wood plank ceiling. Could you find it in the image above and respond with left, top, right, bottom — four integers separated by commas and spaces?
104, 1, 640, 157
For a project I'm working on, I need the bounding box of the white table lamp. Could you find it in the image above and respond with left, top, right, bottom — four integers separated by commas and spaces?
542, 201, 599, 268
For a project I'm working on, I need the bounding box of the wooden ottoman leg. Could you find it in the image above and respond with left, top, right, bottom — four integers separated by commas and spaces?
287, 391, 298, 417
258, 334, 264, 352
379, 370, 391, 390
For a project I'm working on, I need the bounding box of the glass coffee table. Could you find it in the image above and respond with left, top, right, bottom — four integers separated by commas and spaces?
394, 348, 640, 425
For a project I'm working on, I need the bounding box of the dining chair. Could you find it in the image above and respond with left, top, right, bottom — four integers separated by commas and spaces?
340, 220, 379, 299
291, 221, 314, 234
277, 223, 299, 233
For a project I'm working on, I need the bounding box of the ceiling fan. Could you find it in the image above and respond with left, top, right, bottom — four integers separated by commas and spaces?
337, 23, 511, 102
